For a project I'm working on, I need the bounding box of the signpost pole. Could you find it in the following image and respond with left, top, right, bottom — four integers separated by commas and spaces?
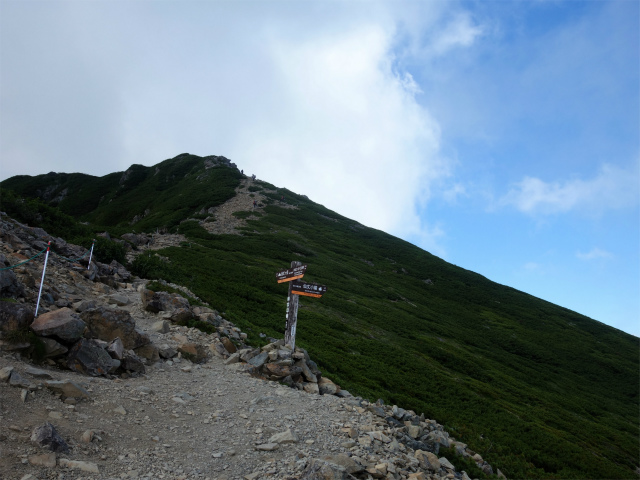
284, 261, 302, 349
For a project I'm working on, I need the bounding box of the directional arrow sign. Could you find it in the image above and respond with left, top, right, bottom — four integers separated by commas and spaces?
276, 264, 307, 283
291, 281, 327, 298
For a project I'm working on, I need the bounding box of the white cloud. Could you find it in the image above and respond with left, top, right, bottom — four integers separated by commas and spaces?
0, 1, 485, 255
577, 248, 614, 261
501, 162, 639, 215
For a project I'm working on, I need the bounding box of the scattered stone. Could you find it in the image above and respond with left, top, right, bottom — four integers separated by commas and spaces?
255, 443, 279, 451
30, 422, 69, 453
0, 365, 14, 381
59, 458, 99, 473
269, 428, 299, 444
44, 380, 90, 399
9, 370, 31, 388
28, 452, 57, 467
25, 366, 53, 379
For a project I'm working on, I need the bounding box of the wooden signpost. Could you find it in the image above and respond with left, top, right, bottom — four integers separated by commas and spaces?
276, 261, 326, 350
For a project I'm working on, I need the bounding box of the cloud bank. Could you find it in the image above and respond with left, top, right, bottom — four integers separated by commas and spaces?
501, 162, 639, 215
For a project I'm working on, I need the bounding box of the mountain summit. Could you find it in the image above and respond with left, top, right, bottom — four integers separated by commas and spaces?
2, 153, 638, 479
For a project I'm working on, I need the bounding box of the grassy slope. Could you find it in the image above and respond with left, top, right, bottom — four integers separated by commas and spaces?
2, 159, 638, 479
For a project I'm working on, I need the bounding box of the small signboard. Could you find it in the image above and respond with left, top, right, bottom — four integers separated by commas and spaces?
291, 281, 327, 298
276, 264, 307, 283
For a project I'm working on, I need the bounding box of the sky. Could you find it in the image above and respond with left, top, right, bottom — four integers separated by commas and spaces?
1, 0, 638, 337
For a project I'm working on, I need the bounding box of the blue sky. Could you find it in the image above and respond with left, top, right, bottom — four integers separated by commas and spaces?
1, 1, 638, 336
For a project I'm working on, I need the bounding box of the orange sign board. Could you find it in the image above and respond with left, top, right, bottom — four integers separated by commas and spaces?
291, 281, 327, 298
276, 265, 307, 283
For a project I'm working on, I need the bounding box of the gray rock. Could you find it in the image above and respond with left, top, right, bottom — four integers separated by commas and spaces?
25, 367, 53, 379
255, 443, 279, 451
40, 338, 68, 358
269, 429, 299, 444
106, 337, 125, 359
0, 269, 23, 297
301, 458, 351, 479
141, 289, 190, 313
31, 422, 69, 453
481, 462, 494, 476
224, 352, 241, 365
319, 377, 339, 396
80, 307, 149, 350
320, 454, 364, 474
73, 300, 97, 313
9, 370, 31, 388
66, 338, 116, 376
108, 294, 130, 306
59, 458, 99, 473
177, 343, 208, 363
135, 344, 160, 363
151, 320, 170, 333
295, 359, 317, 383
248, 351, 269, 368
158, 345, 178, 359
30, 308, 86, 343
0, 366, 14, 381
439, 457, 456, 471
0, 301, 33, 333
121, 350, 145, 374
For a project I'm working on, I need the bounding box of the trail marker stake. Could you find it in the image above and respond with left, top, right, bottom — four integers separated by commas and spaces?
87, 239, 96, 269
277, 261, 327, 350
35, 241, 51, 317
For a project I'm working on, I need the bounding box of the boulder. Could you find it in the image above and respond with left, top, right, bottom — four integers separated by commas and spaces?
80, 307, 149, 349
66, 338, 116, 376
31, 422, 69, 453
121, 351, 145, 374
0, 366, 13, 381
248, 351, 269, 368
318, 377, 338, 395
158, 345, 178, 359
0, 269, 23, 297
221, 337, 237, 354
294, 359, 317, 383
0, 301, 34, 334
439, 457, 456, 471
262, 363, 302, 379
415, 450, 440, 471
177, 343, 208, 363
106, 337, 125, 359
9, 370, 31, 388
30, 308, 86, 343
169, 307, 194, 323
135, 344, 160, 363
141, 290, 189, 313
303, 383, 320, 394
151, 320, 170, 333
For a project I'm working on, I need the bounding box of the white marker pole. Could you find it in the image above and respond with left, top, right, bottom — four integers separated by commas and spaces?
35, 241, 51, 317
87, 239, 95, 269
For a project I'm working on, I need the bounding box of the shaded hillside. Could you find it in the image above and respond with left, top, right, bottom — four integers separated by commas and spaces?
2, 154, 638, 479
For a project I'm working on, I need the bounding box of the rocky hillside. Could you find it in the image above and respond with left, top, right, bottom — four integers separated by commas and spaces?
0, 213, 503, 480
2, 154, 638, 479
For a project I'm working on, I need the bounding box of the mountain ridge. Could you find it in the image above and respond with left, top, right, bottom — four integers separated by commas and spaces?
2, 153, 638, 479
